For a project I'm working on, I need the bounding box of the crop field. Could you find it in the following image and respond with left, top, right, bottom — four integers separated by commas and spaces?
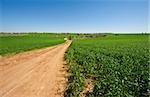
65, 34, 150, 97
0, 33, 66, 55
0, 33, 149, 97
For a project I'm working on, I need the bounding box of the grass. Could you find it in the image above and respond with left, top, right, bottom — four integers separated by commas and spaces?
0, 33, 66, 55
65, 34, 150, 97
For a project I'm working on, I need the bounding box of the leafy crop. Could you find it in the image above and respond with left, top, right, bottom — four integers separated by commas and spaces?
65, 34, 150, 97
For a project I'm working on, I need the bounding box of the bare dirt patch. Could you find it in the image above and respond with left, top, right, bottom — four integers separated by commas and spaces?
80, 79, 94, 97
0, 40, 72, 97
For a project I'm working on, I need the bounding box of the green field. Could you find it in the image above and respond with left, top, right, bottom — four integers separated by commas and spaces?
0, 33, 66, 55
65, 34, 150, 97
0, 33, 149, 97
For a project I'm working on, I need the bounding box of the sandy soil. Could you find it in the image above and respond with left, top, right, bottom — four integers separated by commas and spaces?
0, 40, 72, 97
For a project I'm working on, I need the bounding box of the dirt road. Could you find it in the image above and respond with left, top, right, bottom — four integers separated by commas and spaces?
0, 40, 72, 97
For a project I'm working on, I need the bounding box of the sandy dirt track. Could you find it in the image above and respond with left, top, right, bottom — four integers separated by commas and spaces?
0, 40, 72, 97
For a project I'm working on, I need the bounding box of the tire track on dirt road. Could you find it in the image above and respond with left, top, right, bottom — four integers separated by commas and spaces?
0, 40, 72, 97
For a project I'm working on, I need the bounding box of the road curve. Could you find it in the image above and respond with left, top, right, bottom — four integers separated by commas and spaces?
0, 40, 72, 97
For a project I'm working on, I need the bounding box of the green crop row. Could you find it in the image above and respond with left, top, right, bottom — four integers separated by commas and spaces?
65, 34, 150, 97
0, 33, 65, 55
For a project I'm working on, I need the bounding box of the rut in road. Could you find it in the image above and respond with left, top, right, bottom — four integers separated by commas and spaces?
0, 40, 72, 97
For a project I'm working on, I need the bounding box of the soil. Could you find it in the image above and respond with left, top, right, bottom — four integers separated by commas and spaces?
0, 40, 72, 97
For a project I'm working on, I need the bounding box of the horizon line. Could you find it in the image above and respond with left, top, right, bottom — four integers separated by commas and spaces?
0, 32, 149, 34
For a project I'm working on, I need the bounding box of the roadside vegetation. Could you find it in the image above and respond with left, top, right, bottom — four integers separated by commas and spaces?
0, 33, 66, 55
65, 34, 150, 97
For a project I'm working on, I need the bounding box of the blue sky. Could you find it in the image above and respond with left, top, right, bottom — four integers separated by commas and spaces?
0, 0, 149, 33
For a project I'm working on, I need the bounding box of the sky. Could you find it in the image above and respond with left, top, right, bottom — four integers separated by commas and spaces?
0, 0, 149, 33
